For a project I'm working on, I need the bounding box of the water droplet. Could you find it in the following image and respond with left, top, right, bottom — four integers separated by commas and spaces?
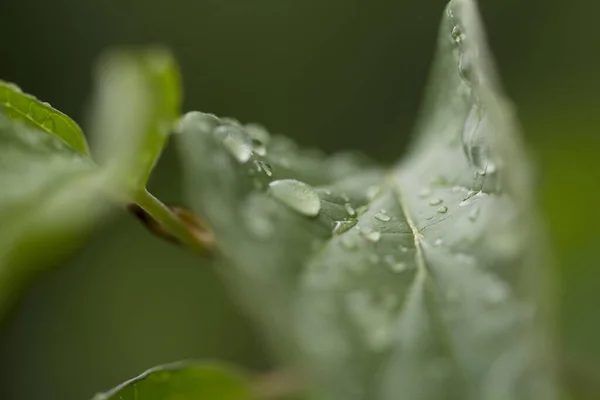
215, 125, 253, 163
374, 211, 391, 222
383, 255, 407, 273
368, 254, 380, 265
486, 281, 509, 304
244, 210, 274, 239
254, 160, 273, 177
345, 203, 356, 216
251, 138, 267, 156
268, 179, 321, 216
463, 105, 496, 174
367, 186, 381, 200
468, 207, 480, 222
429, 198, 443, 206
434, 238, 443, 246
333, 220, 358, 235
245, 123, 271, 144
341, 236, 357, 250
437, 206, 448, 214
459, 53, 476, 83
356, 205, 369, 215
340, 193, 350, 202
399, 245, 409, 253
175, 111, 219, 134
361, 229, 381, 243
451, 25, 465, 44
419, 188, 431, 198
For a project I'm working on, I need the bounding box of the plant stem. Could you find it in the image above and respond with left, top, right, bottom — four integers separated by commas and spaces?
132, 189, 213, 254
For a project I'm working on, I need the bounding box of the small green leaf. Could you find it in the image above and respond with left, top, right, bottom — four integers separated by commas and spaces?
176, 0, 556, 398
0, 80, 90, 155
89, 48, 181, 192
91, 362, 251, 400
0, 113, 109, 316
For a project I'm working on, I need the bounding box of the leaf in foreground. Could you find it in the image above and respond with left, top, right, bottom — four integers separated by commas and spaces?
0, 113, 107, 317
0, 49, 182, 317
176, 0, 556, 399
92, 362, 250, 400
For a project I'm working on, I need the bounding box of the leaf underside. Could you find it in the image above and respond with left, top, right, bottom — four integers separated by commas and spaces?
176, 1, 556, 399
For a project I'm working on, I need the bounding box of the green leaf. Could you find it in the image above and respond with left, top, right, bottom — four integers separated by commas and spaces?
0, 80, 90, 155
0, 113, 109, 317
176, 0, 556, 399
91, 362, 251, 400
89, 48, 181, 192
0, 49, 183, 317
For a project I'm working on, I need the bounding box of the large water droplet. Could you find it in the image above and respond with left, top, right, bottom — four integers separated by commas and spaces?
429, 198, 443, 206
345, 203, 356, 217
333, 220, 357, 235
419, 188, 432, 198
215, 125, 253, 163
437, 206, 448, 214
268, 179, 321, 216
463, 105, 496, 174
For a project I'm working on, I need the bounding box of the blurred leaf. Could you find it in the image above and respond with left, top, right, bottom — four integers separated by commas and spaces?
89, 49, 181, 192
91, 361, 250, 400
0, 113, 109, 317
176, 0, 555, 398
0, 80, 90, 155
0, 49, 182, 318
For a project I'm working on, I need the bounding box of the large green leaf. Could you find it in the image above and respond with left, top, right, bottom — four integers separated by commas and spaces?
0, 49, 182, 317
0, 80, 90, 155
0, 113, 108, 317
89, 49, 181, 193
92, 362, 250, 400
176, 0, 555, 398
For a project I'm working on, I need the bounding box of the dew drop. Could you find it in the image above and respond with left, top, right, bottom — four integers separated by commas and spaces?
434, 238, 443, 246
345, 203, 356, 217
361, 229, 381, 243
341, 193, 350, 202
367, 186, 381, 200
251, 138, 267, 156
341, 236, 357, 250
419, 188, 432, 198
333, 220, 358, 235
486, 281, 509, 304
383, 255, 407, 273
268, 179, 321, 216
437, 206, 448, 214
451, 25, 465, 44
356, 205, 369, 216
429, 198, 443, 206
462, 104, 496, 174
399, 245, 409, 253
468, 207, 480, 222
368, 254, 380, 265
254, 160, 273, 177
215, 125, 253, 163
374, 211, 391, 222
245, 123, 271, 144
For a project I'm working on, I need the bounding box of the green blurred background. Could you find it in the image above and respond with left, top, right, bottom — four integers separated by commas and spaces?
0, 0, 598, 399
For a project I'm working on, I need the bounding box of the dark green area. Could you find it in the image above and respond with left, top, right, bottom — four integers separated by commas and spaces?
0, 0, 598, 399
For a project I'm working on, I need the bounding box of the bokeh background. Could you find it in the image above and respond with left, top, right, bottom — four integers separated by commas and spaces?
0, 0, 598, 399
